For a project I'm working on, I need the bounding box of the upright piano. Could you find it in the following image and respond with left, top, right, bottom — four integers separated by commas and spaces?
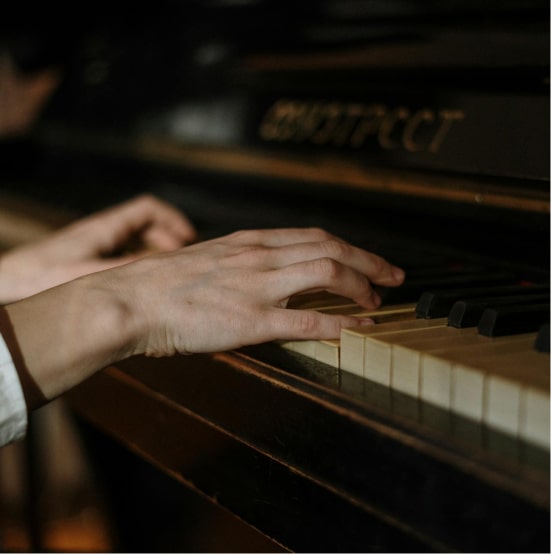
1, 1, 549, 551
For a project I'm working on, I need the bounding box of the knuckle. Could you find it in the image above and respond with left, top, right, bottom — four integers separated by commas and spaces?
314, 257, 341, 281
321, 239, 348, 260
238, 245, 268, 264
228, 229, 255, 243
356, 282, 379, 308
135, 192, 157, 206
293, 311, 319, 334
370, 254, 386, 276
307, 227, 332, 241
221, 245, 269, 268
358, 276, 373, 298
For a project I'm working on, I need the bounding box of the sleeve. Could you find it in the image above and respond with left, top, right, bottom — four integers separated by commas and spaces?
0, 331, 28, 446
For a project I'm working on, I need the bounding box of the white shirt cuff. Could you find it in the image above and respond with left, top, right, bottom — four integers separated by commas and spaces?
0, 333, 28, 446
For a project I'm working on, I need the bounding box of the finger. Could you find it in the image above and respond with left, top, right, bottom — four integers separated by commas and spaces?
265, 258, 383, 310
142, 226, 188, 251
81, 194, 197, 253
109, 194, 197, 244
262, 308, 374, 341
227, 227, 342, 248
225, 228, 404, 287
265, 240, 404, 287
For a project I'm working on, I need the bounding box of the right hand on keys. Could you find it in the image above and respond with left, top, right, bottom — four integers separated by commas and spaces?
105, 226, 406, 356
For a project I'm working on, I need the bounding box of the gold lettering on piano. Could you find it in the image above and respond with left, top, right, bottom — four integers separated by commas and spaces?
378, 107, 410, 150
403, 108, 435, 152
349, 104, 386, 147
429, 109, 466, 153
259, 99, 465, 154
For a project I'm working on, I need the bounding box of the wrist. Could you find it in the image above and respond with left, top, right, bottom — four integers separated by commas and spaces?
4, 272, 140, 406
79, 270, 145, 363
0, 247, 42, 304
0, 251, 21, 304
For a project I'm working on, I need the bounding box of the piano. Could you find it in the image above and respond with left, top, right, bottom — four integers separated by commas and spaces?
0, 1, 549, 551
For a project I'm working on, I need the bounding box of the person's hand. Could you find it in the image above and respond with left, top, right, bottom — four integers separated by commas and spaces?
4, 226, 404, 408
0, 194, 197, 303
107, 227, 406, 357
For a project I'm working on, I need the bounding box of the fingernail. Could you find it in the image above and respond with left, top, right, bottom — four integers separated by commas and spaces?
357, 317, 375, 326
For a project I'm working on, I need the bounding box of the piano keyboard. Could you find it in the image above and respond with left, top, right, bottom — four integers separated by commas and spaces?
281, 279, 550, 450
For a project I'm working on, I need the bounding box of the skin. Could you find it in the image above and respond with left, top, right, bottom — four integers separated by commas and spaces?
0, 53, 60, 137
0, 194, 197, 303
0, 53, 404, 433
0, 195, 405, 410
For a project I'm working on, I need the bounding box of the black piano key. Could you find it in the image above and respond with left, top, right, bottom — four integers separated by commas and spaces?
534, 323, 550, 353
416, 284, 549, 318
448, 293, 550, 328
380, 271, 517, 304
478, 303, 550, 337
403, 263, 487, 279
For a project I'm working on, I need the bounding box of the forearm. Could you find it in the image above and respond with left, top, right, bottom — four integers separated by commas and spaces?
0, 251, 24, 304
3, 274, 138, 410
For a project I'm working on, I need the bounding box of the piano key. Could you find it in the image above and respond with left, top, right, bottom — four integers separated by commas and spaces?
314, 339, 340, 368
401, 263, 488, 278
340, 317, 443, 377
452, 346, 549, 440
283, 302, 417, 369
281, 339, 317, 358
391, 331, 534, 398
312, 309, 417, 368
286, 283, 549, 445
452, 365, 490, 423
485, 358, 548, 443
416, 334, 534, 412
287, 292, 358, 310
319, 302, 415, 316
453, 350, 550, 448
380, 270, 517, 304
534, 323, 550, 353
362, 319, 449, 386
478, 303, 550, 337
416, 284, 549, 319
448, 293, 550, 328
391, 328, 479, 398
521, 380, 551, 449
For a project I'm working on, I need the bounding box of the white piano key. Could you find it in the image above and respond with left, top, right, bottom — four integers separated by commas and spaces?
452, 348, 549, 446
315, 339, 340, 368
340, 326, 369, 377
363, 320, 448, 388
420, 333, 537, 416
522, 387, 550, 449
391, 329, 479, 398
392, 345, 422, 396
452, 364, 485, 422
485, 373, 522, 436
